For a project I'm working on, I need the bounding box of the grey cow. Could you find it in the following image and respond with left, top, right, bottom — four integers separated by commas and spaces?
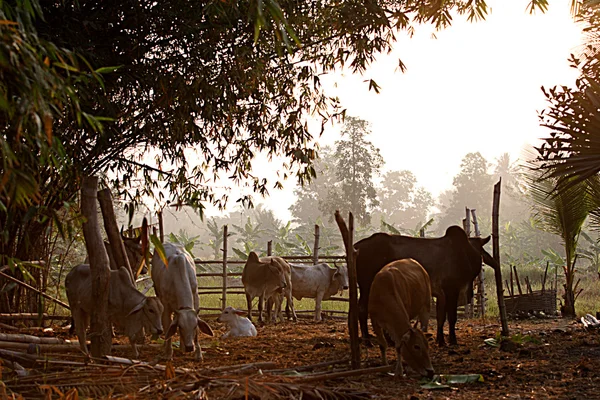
289, 263, 349, 321
151, 243, 214, 360
65, 264, 164, 358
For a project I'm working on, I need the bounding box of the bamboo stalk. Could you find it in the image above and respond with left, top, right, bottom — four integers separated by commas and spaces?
0, 333, 71, 344
313, 224, 320, 265
222, 225, 228, 311
294, 364, 394, 383
513, 266, 523, 295
542, 262, 549, 294
492, 179, 509, 337
0, 271, 70, 310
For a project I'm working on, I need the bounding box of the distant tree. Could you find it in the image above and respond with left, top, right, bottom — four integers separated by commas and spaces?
493, 152, 530, 222
289, 146, 337, 223
376, 170, 433, 230
323, 117, 384, 225
436, 152, 495, 231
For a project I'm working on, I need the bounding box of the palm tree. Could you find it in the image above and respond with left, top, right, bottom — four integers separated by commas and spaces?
526, 170, 592, 317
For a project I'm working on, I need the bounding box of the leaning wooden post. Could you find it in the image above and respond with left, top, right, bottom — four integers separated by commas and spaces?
313, 224, 320, 265
222, 225, 228, 311
158, 210, 164, 243
81, 176, 112, 357
97, 188, 133, 278
334, 210, 360, 369
267, 240, 272, 256
492, 179, 510, 337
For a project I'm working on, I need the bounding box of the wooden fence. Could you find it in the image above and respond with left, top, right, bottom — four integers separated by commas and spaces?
194, 224, 348, 318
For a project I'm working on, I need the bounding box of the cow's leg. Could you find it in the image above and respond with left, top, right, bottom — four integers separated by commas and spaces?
193, 328, 202, 361
74, 310, 89, 355
394, 345, 405, 379
418, 308, 429, 333
162, 309, 174, 360
446, 290, 460, 346
129, 331, 140, 359
286, 290, 297, 322
371, 320, 387, 367
314, 292, 324, 322
257, 294, 264, 323
435, 294, 447, 347
245, 293, 253, 321
358, 292, 371, 341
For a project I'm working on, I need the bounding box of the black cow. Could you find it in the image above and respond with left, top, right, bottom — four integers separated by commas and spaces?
356, 225, 498, 346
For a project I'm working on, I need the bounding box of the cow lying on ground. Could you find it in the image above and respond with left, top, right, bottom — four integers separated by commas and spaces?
369, 259, 434, 379
356, 225, 499, 346
242, 252, 297, 323
271, 262, 349, 321
66, 264, 164, 358
151, 243, 214, 360
217, 306, 257, 338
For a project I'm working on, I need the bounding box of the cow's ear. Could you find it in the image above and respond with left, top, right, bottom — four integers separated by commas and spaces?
165, 321, 178, 340
481, 236, 491, 245
197, 318, 214, 336
233, 309, 246, 316
400, 329, 411, 344
127, 299, 147, 316
247, 252, 259, 263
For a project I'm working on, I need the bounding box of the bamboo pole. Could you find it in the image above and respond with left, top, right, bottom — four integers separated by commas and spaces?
313, 225, 320, 265
0, 271, 70, 311
222, 225, 228, 311
464, 208, 473, 318
492, 179, 510, 338
158, 211, 164, 243
294, 364, 393, 383
513, 265, 523, 295
542, 262, 549, 294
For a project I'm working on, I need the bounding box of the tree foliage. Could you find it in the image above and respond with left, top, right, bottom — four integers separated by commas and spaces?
325, 116, 384, 224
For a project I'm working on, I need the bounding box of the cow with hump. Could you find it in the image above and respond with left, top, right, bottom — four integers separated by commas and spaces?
151, 242, 214, 360
369, 258, 434, 379
242, 252, 297, 323
356, 225, 499, 346
66, 264, 164, 358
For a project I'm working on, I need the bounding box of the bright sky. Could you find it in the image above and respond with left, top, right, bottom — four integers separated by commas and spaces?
214, 0, 584, 222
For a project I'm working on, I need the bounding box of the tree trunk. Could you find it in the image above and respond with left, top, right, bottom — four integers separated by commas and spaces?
562, 256, 577, 317
81, 176, 112, 357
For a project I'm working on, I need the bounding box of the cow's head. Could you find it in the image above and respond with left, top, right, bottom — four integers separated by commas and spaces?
268, 259, 287, 289
332, 263, 349, 292
218, 306, 246, 324
142, 296, 164, 336
468, 235, 499, 270
165, 308, 214, 353
400, 322, 435, 379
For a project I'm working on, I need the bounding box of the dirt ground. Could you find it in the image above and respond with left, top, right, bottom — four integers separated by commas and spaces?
4, 315, 600, 399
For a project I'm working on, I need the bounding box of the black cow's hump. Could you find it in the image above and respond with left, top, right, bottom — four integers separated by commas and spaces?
444, 225, 468, 241
354, 232, 393, 248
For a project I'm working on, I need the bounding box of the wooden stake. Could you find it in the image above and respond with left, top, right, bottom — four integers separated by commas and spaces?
222, 225, 228, 311
313, 225, 320, 265
492, 179, 509, 338
513, 266, 523, 295
98, 188, 134, 279
158, 210, 164, 243
267, 240, 272, 256
542, 262, 549, 294
334, 210, 360, 369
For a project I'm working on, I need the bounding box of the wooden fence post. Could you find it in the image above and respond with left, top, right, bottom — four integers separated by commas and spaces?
472, 209, 485, 318
492, 179, 510, 338
267, 240, 272, 256
313, 225, 320, 265
222, 225, 228, 311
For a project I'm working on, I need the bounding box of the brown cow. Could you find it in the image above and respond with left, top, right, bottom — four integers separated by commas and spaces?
369, 259, 434, 379
242, 252, 297, 323
356, 225, 499, 346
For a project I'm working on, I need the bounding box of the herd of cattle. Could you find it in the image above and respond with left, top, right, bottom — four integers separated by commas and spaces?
65, 224, 497, 378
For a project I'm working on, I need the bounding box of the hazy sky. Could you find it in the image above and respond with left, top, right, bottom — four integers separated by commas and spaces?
212, 1, 584, 221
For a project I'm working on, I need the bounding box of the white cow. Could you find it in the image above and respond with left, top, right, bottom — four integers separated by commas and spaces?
217, 306, 257, 338
289, 263, 349, 321
151, 243, 214, 360
66, 264, 164, 358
